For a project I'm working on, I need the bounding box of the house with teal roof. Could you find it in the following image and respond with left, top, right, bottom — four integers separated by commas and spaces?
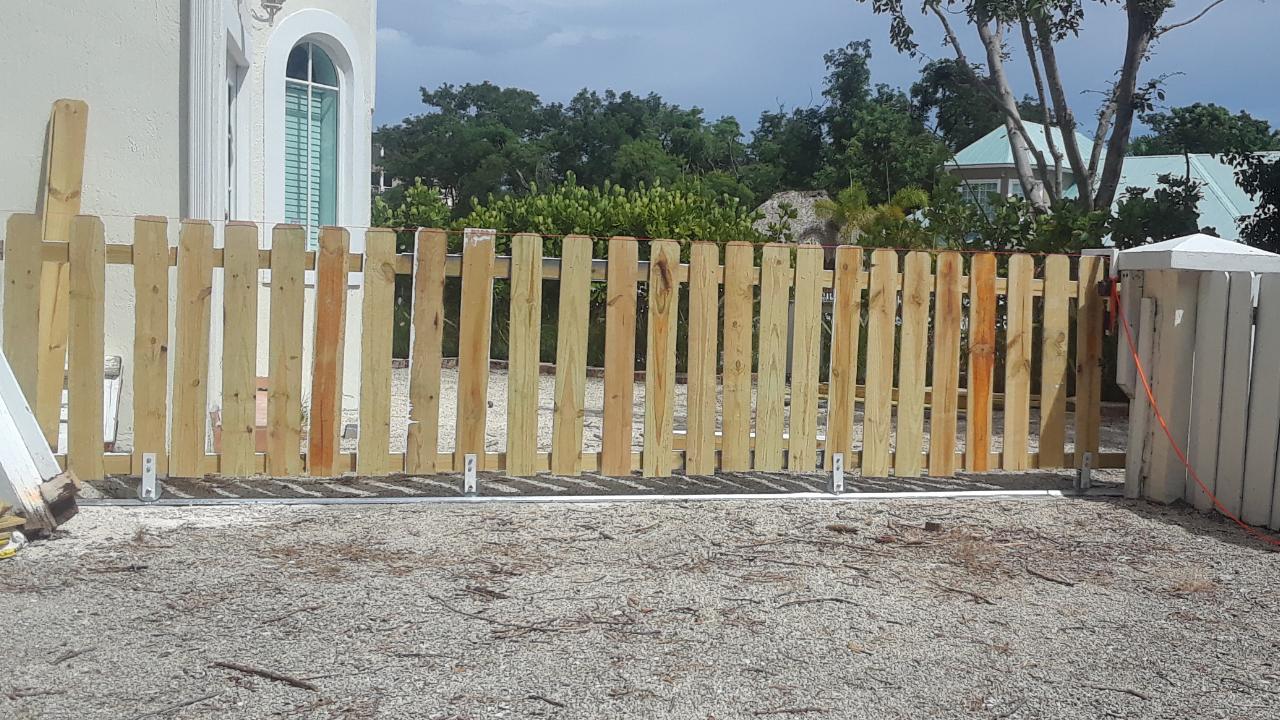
945, 122, 1272, 240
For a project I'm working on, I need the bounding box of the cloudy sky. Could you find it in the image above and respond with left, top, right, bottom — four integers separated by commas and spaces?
374, 0, 1280, 136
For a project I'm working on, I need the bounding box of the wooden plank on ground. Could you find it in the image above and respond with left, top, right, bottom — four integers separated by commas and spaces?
169, 221, 214, 478
1213, 272, 1253, 517
132, 217, 170, 476
356, 229, 397, 475
686, 242, 720, 475
825, 246, 863, 470
455, 229, 496, 467
1187, 271, 1229, 512
506, 233, 543, 477
721, 242, 755, 472
66, 216, 104, 481
600, 237, 638, 476
551, 235, 592, 476
862, 248, 899, 477
928, 252, 963, 477
966, 253, 997, 472
1002, 253, 1033, 470
35, 99, 89, 447
266, 226, 306, 477
220, 223, 260, 477
307, 227, 350, 477
788, 245, 823, 472
894, 251, 931, 477
1243, 274, 1280, 526
1038, 255, 1070, 468
755, 244, 791, 472
3, 214, 42, 403
642, 240, 680, 477
1074, 255, 1104, 467
405, 229, 448, 474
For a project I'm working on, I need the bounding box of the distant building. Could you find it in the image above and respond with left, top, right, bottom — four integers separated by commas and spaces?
945, 122, 1271, 240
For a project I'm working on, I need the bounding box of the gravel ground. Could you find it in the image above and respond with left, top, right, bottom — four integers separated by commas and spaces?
338, 368, 1128, 455
3, 497, 1277, 719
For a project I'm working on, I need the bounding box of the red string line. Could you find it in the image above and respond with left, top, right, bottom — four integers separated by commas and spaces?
1111, 281, 1280, 547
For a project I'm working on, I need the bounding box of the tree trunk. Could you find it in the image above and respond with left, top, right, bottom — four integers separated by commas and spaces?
1033, 17, 1094, 211
1094, 3, 1157, 209
975, 19, 1048, 210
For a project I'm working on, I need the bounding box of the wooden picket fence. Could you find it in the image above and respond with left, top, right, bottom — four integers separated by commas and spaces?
2, 215, 1114, 481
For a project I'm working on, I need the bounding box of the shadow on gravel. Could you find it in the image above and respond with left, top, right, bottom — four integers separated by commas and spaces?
1075, 494, 1280, 554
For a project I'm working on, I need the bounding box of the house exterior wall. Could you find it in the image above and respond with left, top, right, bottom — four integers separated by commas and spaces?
0, 0, 376, 455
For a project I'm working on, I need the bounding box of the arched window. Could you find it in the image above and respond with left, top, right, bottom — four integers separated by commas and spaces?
284, 41, 339, 244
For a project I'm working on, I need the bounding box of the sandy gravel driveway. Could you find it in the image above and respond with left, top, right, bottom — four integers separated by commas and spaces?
1, 497, 1276, 719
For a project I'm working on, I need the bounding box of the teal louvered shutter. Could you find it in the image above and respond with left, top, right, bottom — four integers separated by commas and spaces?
283, 43, 340, 248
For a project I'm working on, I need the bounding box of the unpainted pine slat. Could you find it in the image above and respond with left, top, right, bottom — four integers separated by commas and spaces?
266, 226, 306, 477
3, 214, 42, 403
754, 244, 791, 472
1002, 254, 1034, 470
862, 248, 899, 477
1038, 255, 1070, 468
506, 233, 543, 477
169, 221, 215, 478
132, 217, 170, 476
600, 237, 638, 476
36, 99, 89, 447
307, 227, 350, 477
220, 223, 260, 477
66, 216, 105, 481
788, 245, 823, 472
405, 229, 448, 474
1187, 272, 1229, 512
642, 240, 680, 477
825, 246, 863, 470
894, 251, 931, 477
1074, 255, 1105, 467
454, 228, 496, 467
720, 242, 755, 471
966, 253, 997, 472
685, 242, 720, 475
356, 229, 398, 475
551, 235, 592, 476
928, 252, 963, 477
1213, 272, 1254, 517
1243, 274, 1280, 527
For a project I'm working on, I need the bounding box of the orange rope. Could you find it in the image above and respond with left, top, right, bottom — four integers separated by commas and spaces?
1112, 281, 1280, 547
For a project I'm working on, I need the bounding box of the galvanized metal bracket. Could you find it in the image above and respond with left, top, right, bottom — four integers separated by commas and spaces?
463, 453, 478, 496
830, 453, 845, 494
1075, 452, 1094, 492
137, 452, 162, 502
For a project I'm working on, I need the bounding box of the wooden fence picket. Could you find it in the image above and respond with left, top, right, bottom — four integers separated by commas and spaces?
220, 223, 260, 477
755, 244, 791, 472
132, 217, 170, 476
356, 229, 398, 475
825, 246, 863, 470
1075, 255, 1105, 467
169, 221, 214, 478
1038, 255, 1070, 468
894, 251, 931, 477
788, 245, 823, 472
455, 229, 496, 467
507, 233, 543, 477
966, 253, 997, 472
685, 242, 720, 475
863, 248, 898, 477
642, 240, 680, 477
601, 237, 638, 476
266, 226, 306, 477
928, 252, 963, 476
405, 229, 448, 474
1002, 254, 1034, 470
1213, 272, 1253, 516
308, 227, 350, 477
551, 235, 592, 475
720, 242, 755, 472
1243, 274, 1280, 526
66, 216, 105, 481
2, 214, 42, 403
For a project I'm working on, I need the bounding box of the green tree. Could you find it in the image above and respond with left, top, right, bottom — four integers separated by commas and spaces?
1130, 103, 1280, 155
1109, 174, 1205, 249
1226, 152, 1280, 252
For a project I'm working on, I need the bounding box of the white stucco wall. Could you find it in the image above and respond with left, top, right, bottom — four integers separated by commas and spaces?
0, 0, 377, 456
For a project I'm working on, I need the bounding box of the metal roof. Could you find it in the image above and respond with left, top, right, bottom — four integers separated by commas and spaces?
949, 122, 1095, 167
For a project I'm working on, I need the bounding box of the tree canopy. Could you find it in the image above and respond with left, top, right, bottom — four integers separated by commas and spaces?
1130, 103, 1280, 155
